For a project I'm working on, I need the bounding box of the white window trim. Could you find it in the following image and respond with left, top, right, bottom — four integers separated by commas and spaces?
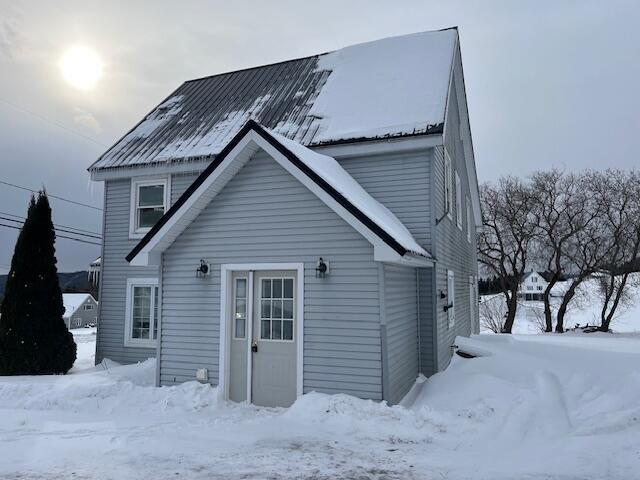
83, 304, 94, 311
129, 176, 171, 239
124, 277, 159, 348
455, 172, 462, 229
447, 269, 455, 329
444, 149, 453, 219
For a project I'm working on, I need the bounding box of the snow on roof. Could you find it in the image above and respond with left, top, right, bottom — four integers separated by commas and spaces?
63, 293, 93, 318
267, 128, 430, 257
89, 28, 457, 171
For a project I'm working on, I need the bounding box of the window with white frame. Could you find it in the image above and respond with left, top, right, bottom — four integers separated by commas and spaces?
130, 178, 169, 237
125, 278, 159, 347
447, 270, 455, 328
260, 277, 294, 341
466, 197, 472, 242
532, 277, 538, 283
455, 172, 462, 229
444, 149, 453, 218
233, 277, 248, 339
83, 304, 93, 311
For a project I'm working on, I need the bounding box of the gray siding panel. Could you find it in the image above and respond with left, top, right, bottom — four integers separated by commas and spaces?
417, 267, 436, 376
96, 172, 198, 365
160, 150, 382, 400
340, 150, 432, 251
383, 264, 418, 405
431, 50, 479, 372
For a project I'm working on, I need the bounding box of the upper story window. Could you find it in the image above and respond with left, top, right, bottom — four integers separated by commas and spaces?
130, 178, 170, 237
444, 149, 453, 218
532, 277, 538, 283
83, 304, 94, 311
455, 172, 462, 229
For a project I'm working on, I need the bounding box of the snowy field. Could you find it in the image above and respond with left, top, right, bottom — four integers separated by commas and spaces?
1, 329, 639, 479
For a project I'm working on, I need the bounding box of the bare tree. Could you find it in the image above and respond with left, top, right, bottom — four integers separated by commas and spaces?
530, 170, 600, 332
591, 170, 640, 331
478, 177, 537, 333
479, 295, 508, 333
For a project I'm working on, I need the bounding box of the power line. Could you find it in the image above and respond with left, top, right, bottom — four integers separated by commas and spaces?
0, 180, 103, 212
0, 223, 101, 246
0, 216, 102, 240
0, 211, 101, 237
0, 98, 107, 148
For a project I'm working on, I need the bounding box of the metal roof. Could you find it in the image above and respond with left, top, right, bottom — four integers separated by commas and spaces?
89, 28, 457, 172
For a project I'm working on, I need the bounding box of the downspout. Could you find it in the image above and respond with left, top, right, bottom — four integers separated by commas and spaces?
378, 263, 389, 402
94, 184, 107, 365
155, 252, 164, 387
416, 265, 421, 374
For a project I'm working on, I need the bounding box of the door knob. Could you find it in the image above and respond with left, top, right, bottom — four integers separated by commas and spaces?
251, 340, 258, 353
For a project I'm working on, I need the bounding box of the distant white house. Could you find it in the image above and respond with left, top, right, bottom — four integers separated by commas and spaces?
518, 271, 547, 301
63, 293, 98, 329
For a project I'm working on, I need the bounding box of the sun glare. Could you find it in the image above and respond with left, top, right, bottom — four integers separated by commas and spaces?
60, 46, 103, 91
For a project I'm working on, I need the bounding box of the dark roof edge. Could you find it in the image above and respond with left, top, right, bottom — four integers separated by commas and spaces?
126, 120, 409, 262
90, 126, 444, 173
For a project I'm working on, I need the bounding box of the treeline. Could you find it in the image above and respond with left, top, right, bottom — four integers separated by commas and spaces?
479, 169, 640, 333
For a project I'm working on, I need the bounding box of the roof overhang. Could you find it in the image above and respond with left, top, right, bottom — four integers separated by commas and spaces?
127, 120, 433, 268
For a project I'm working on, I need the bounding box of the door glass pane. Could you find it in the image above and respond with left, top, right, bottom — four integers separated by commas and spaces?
283, 320, 293, 340
283, 300, 293, 319
138, 184, 164, 207
283, 279, 294, 299
236, 278, 247, 298
272, 300, 283, 319
235, 318, 246, 339
261, 320, 271, 339
272, 279, 282, 299
262, 279, 271, 298
261, 300, 271, 319
235, 299, 246, 317
272, 320, 282, 340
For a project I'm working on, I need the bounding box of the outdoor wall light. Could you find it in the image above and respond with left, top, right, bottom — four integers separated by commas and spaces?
196, 260, 210, 278
316, 257, 329, 278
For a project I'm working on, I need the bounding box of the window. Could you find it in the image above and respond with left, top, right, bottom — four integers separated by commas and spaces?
447, 270, 455, 328
466, 197, 472, 242
74, 318, 82, 327
233, 278, 248, 339
83, 304, 94, 311
260, 278, 294, 341
455, 172, 462, 229
125, 278, 159, 347
444, 149, 453, 218
130, 178, 169, 237
537, 286, 543, 291
532, 277, 538, 283
527, 286, 533, 291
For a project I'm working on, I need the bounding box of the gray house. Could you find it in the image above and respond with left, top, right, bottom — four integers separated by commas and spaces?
89, 27, 480, 407
63, 293, 98, 329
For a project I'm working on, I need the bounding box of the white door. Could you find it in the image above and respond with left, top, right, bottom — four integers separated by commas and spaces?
227, 270, 297, 407
251, 271, 297, 407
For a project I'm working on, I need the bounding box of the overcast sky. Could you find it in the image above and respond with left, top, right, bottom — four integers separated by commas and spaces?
0, 0, 638, 274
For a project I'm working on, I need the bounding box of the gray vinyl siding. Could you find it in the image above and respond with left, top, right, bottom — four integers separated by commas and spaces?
160, 149, 383, 399
340, 150, 432, 251
382, 264, 418, 405
95, 172, 198, 365
431, 51, 479, 372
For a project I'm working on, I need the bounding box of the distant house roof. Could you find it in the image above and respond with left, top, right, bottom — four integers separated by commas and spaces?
126, 120, 432, 266
63, 293, 95, 318
89, 28, 457, 172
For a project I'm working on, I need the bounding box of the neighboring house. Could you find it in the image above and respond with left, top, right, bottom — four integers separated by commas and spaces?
89, 28, 481, 407
518, 271, 548, 301
63, 293, 98, 329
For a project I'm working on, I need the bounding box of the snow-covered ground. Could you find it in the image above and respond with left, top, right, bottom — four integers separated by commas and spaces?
481, 276, 640, 334
1, 331, 639, 479
70, 326, 97, 371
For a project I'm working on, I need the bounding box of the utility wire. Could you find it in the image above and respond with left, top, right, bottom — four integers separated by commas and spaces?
0, 180, 103, 212
0, 216, 102, 240
0, 211, 101, 237
0, 223, 101, 246
0, 98, 107, 148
